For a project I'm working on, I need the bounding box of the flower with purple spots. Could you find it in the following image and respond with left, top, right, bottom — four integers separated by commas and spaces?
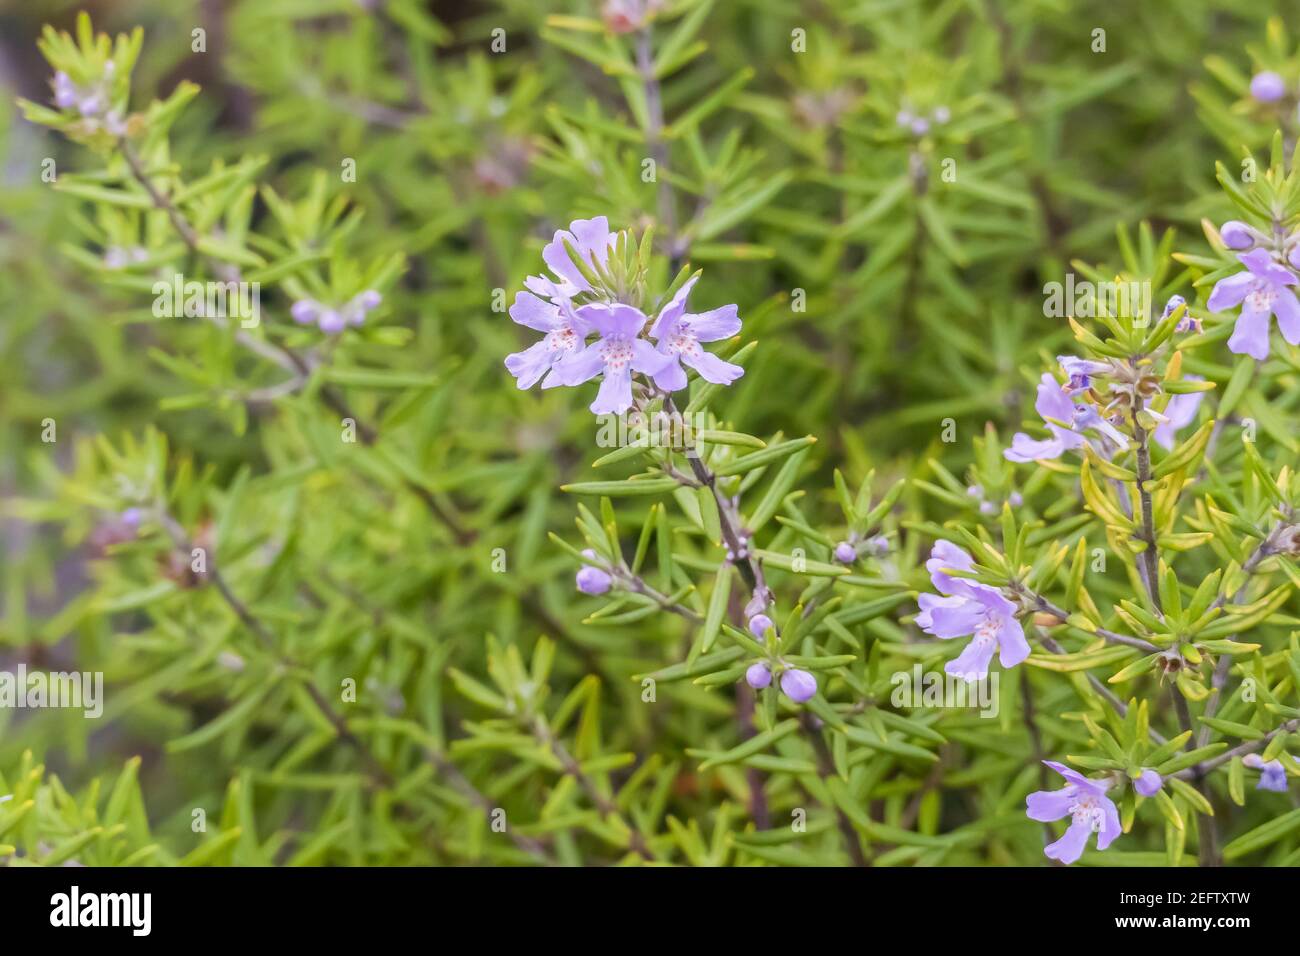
915, 540, 1030, 681
1207, 248, 1300, 360
1026, 761, 1121, 864
647, 275, 744, 393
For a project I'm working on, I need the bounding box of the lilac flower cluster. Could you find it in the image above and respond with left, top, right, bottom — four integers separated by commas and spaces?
916, 541, 1029, 681
505, 217, 743, 415
291, 290, 382, 334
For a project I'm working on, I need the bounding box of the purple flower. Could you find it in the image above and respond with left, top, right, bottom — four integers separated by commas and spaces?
779, 668, 817, 702
1207, 248, 1300, 360
1026, 761, 1121, 864
1152, 378, 1204, 450
647, 275, 743, 393
537, 216, 618, 299
1005, 374, 1129, 463
746, 662, 772, 689
1219, 221, 1255, 251
1250, 71, 1287, 103
549, 303, 669, 414
1243, 753, 1292, 792
833, 541, 856, 564
504, 284, 593, 390
1057, 355, 1109, 393
747, 614, 773, 638
1134, 769, 1163, 797
1162, 294, 1201, 333
576, 565, 612, 595
915, 540, 1030, 681
120, 507, 143, 528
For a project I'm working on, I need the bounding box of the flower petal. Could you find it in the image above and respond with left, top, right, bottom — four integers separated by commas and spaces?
1026, 788, 1074, 822
682, 349, 744, 385
685, 304, 742, 342
1227, 300, 1272, 360
1206, 270, 1254, 312
590, 367, 634, 415
1044, 818, 1092, 864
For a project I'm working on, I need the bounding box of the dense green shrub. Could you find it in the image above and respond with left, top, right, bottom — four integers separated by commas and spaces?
2, 1, 1299, 866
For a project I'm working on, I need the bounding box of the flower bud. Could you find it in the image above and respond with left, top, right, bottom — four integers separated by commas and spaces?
833, 541, 856, 564
290, 299, 318, 324
779, 668, 817, 703
1250, 71, 1286, 103
575, 566, 612, 595
747, 613, 773, 638
1134, 769, 1163, 797
317, 309, 346, 334
1219, 220, 1253, 250
745, 662, 772, 689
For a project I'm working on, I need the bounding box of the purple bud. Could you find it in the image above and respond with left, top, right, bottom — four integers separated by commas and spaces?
575, 566, 612, 595
1219, 221, 1254, 250
966, 485, 982, 498
895, 109, 914, 127
833, 542, 857, 564
779, 668, 817, 703
120, 507, 142, 528
1250, 71, 1286, 103
932, 105, 950, 124
53, 71, 77, 109
290, 299, 318, 324
745, 662, 772, 689
910, 117, 930, 136
1134, 769, 1163, 797
317, 309, 346, 334
1008, 492, 1023, 507
1161, 294, 1186, 319
866, 534, 889, 555
358, 289, 383, 310
748, 614, 773, 638
979, 501, 996, 515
